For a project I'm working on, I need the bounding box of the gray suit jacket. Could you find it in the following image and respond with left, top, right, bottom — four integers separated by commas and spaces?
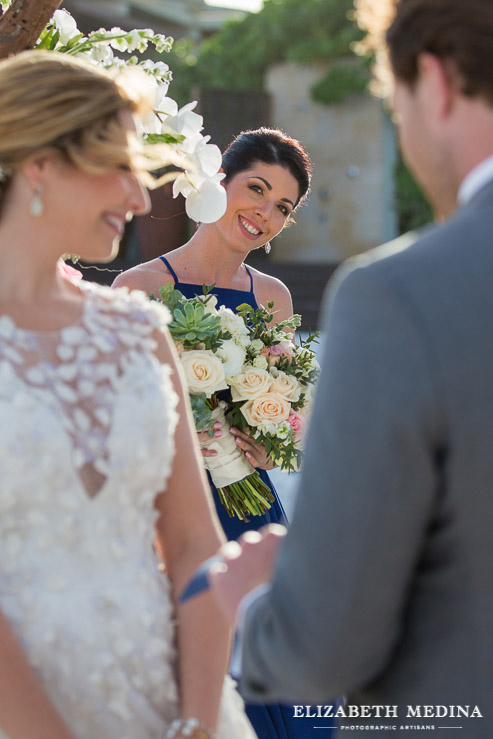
239, 180, 493, 736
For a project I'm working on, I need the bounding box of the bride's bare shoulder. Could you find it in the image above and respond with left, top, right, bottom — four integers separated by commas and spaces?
112, 258, 174, 295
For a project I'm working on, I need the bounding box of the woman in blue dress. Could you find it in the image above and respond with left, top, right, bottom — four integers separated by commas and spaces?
114, 128, 335, 738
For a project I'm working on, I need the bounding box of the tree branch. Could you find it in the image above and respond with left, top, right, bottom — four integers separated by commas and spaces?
0, 0, 61, 59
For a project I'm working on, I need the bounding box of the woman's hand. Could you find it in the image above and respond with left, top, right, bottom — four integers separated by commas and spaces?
229, 427, 276, 470
197, 423, 223, 458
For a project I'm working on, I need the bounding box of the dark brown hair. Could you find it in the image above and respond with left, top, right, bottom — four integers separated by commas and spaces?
222, 127, 312, 209
386, 0, 493, 104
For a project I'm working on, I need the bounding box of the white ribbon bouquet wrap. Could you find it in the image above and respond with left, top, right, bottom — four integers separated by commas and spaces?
200, 402, 254, 488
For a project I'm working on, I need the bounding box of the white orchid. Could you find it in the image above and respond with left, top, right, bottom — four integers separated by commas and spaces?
162, 101, 204, 142
53, 9, 80, 46
174, 172, 227, 223
85, 43, 114, 65
11, 2, 229, 224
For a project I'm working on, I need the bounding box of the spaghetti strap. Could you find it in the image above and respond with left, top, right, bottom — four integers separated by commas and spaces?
159, 255, 179, 285
244, 264, 254, 293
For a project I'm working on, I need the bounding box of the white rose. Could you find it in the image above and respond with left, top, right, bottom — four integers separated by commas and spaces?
181, 350, 228, 398
250, 338, 265, 354
252, 355, 268, 370
230, 366, 273, 401
269, 369, 301, 402
215, 340, 246, 380
241, 392, 291, 427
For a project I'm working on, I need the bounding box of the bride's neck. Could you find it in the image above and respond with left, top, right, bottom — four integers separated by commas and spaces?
0, 225, 71, 304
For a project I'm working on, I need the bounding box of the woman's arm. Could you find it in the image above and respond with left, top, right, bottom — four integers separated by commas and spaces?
153, 328, 229, 734
0, 610, 76, 739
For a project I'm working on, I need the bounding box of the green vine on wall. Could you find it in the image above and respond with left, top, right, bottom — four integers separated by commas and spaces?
169, 0, 366, 103
310, 61, 370, 105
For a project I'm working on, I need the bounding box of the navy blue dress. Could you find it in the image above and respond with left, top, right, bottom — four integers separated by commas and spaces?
160, 256, 335, 739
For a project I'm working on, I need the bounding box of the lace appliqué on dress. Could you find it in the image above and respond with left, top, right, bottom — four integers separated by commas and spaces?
0, 283, 255, 738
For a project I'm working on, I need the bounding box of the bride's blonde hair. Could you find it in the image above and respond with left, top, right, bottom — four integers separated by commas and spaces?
0, 50, 160, 210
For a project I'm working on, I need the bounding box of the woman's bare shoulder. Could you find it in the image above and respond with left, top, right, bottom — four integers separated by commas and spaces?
112, 257, 174, 295
248, 265, 293, 314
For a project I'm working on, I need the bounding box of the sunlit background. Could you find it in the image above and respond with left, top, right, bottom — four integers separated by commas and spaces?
205, 0, 263, 11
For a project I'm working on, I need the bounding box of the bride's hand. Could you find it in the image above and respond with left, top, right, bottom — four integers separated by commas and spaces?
229, 427, 276, 470
197, 423, 222, 458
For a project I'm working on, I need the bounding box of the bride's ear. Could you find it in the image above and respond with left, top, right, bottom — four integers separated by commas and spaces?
21, 154, 55, 190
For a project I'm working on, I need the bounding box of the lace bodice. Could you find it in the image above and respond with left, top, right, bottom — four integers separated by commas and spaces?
0, 282, 254, 738
0, 283, 181, 736
0, 282, 178, 500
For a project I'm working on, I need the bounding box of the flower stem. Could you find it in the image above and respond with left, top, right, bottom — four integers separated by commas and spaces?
217, 471, 275, 522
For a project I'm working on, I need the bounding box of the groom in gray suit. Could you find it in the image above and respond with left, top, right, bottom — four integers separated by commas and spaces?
209, 0, 493, 735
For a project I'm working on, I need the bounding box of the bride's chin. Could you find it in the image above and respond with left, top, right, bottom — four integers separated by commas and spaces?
81, 239, 120, 265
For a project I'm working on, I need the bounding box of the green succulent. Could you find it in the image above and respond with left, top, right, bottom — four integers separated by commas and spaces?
169, 301, 222, 345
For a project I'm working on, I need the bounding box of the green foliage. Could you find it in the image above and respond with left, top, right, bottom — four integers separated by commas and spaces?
144, 133, 186, 145
311, 62, 369, 105
395, 156, 434, 234
168, 0, 366, 102
154, 283, 231, 350
235, 301, 302, 346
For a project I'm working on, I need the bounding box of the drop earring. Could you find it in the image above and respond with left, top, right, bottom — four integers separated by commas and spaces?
29, 187, 44, 217
264, 241, 271, 255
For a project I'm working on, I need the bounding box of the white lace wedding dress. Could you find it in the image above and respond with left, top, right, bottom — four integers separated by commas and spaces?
0, 282, 255, 739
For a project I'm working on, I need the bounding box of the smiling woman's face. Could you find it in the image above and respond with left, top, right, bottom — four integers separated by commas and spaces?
216, 162, 300, 253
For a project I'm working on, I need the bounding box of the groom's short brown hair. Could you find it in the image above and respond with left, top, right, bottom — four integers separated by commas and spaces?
387, 0, 493, 104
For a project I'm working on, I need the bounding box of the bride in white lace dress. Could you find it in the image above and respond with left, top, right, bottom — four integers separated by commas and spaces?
0, 52, 255, 739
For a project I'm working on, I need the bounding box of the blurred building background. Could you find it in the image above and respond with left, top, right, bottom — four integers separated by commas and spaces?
62, 0, 244, 41
61, 0, 432, 330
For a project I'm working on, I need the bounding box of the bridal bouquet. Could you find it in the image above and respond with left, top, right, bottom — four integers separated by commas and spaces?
153, 284, 320, 521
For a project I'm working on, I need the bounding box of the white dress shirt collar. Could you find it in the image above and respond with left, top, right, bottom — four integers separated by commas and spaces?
458, 154, 493, 206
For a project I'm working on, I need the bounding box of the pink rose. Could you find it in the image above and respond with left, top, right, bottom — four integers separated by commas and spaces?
57, 259, 82, 281
267, 343, 293, 366
288, 410, 305, 441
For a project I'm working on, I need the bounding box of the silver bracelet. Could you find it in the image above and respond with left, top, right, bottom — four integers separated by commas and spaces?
166, 717, 217, 739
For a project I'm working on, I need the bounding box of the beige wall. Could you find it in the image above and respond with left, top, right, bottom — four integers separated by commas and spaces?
266, 63, 398, 264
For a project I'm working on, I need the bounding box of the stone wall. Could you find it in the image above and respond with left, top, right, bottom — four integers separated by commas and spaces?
266, 63, 398, 264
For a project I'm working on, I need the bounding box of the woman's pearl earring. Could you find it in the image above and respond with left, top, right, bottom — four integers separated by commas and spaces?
29, 187, 44, 217
264, 241, 271, 255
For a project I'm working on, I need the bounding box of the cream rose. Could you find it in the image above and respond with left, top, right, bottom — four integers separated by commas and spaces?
230, 366, 273, 401
240, 391, 291, 427
269, 369, 301, 402
181, 350, 228, 397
